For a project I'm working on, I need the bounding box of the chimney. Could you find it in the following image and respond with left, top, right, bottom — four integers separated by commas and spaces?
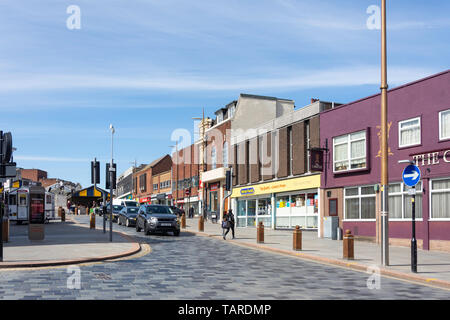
311, 98, 319, 104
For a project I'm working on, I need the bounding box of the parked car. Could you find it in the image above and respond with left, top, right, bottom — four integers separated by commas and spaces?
117, 206, 139, 227
101, 203, 124, 222
168, 206, 185, 217
136, 204, 180, 236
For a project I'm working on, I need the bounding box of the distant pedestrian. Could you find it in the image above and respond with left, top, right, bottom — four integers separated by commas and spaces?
189, 206, 194, 218
227, 209, 235, 239
222, 212, 231, 240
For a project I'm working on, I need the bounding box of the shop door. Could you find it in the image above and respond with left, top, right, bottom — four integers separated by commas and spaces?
256, 198, 272, 228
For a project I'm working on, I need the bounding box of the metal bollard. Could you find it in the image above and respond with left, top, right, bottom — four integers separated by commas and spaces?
90, 212, 96, 229
181, 213, 186, 229
257, 221, 264, 243
61, 209, 66, 222
343, 229, 354, 260
293, 225, 302, 251
198, 216, 204, 232
2, 217, 9, 243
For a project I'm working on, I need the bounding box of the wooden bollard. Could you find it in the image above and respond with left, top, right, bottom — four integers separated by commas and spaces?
257, 221, 264, 243
198, 216, 204, 232
181, 213, 186, 229
2, 218, 9, 242
293, 225, 302, 251
61, 209, 66, 222
58, 207, 62, 217
90, 212, 96, 229
343, 229, 354, 260
75, 207, 78, 215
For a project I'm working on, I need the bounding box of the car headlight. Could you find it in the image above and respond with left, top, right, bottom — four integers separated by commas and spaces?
149, 217, 158, 224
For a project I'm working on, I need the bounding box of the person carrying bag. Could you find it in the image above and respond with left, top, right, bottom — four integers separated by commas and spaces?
222, 212, 231, 240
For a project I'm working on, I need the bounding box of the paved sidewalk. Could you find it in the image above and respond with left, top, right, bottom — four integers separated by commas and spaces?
0, 215, 140, 268
184, 217, 450, 289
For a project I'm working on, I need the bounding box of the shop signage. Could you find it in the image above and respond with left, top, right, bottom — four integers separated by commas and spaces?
240, 187, 255, 196
209, 183, 219, 191
231, 174, 321, 198
139, 197, 151, 203
310, 148, 324, 172
411, 149, 450, 167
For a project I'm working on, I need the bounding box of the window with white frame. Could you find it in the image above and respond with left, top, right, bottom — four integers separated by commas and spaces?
333, 130, 366, 172
211, 146, 217, 169
344, 186, 376, 220
398, 117, 421, 147
439, 109, 450, 141
431, 178, 450, 219
222, 142, 228, 168
388, 182, 422, 219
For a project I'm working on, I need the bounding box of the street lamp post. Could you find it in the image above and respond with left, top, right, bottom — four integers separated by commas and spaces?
109, 124, 115, 242
380, 0, 390, 266
169, 142, 178, 207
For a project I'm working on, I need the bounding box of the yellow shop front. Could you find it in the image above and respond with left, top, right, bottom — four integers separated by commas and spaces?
231, 174, 321, 230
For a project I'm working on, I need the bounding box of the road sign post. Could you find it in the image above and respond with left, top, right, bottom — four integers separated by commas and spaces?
402, 164, 421, 273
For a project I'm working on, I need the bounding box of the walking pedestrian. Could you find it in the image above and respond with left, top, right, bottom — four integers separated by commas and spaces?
189, 206, 194, 219
222, 212, 231, 240
227, 209, 235, 239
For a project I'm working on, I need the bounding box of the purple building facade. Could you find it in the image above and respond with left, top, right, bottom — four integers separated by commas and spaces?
319, 70, 450, 252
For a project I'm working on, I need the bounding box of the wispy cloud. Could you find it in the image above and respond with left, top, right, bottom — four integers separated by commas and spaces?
0, 65, 438, 93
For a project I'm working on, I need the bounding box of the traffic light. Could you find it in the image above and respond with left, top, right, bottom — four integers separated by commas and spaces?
106, 163, 116, 190
91, 160, 100, 184
225, 169, 232, 191
0, 131, 16, 178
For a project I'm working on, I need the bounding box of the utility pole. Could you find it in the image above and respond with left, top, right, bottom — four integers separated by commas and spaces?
380, 0, 389, 266
109, 124, 115, 242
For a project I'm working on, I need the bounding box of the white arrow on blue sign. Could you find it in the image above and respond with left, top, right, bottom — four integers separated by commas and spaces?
402, 164, 421, 187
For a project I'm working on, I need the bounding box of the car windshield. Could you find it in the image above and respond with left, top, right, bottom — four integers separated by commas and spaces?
146, 205, 171, 214
127, 208, 138, 214
124, 201, 138, 207
113, 205, 123, 211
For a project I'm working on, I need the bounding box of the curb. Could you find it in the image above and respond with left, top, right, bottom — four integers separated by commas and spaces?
0, 216, 142, 269
184, 229, 450, 291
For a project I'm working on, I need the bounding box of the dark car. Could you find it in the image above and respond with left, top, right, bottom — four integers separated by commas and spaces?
169, 206, 185, 217
102, 204, 124, 222
118, 206, 139, 227
136, 204, 180, 236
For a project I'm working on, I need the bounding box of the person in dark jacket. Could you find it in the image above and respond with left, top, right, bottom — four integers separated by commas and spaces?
189, 206, 194, 218
222, 209, 235, 240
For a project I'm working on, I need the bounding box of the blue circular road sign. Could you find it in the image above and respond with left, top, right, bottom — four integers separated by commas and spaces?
402, 164, 421, 187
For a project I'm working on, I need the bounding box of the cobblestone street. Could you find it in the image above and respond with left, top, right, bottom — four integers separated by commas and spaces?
0, 216, 449, 300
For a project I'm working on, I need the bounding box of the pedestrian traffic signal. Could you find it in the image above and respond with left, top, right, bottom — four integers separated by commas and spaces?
1, 132, 12, 163
106, 163, 116, 190
91, 160, 100, 184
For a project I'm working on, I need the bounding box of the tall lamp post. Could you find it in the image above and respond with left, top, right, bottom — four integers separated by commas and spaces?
169, 142, 178, 207
380, 0, 390, 266
109, 124, 115, 242
193, 109, 206, 219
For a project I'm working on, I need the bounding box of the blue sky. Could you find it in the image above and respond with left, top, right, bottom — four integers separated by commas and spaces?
0, 0, 449, 188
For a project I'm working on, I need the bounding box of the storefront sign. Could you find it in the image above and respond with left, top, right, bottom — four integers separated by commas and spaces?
231, 174, 321, 198
209, 183, 219, 191
240, 187, 255, 196
310, 149, 324, 172
411, 149, 450, 167
139, 197, 151, 203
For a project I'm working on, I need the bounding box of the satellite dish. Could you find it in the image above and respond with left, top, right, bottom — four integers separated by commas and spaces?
2, 132, 12, 163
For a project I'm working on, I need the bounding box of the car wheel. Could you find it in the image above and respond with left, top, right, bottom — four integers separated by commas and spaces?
126, 219, 130, 227
117, 218, 121, 225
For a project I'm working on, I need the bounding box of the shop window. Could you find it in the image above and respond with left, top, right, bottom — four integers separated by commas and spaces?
333, 130, 367, 172
439, 109, 450, 141
398, 117, 421, 148
344, 185, 376, 220
431, 178, 450, 219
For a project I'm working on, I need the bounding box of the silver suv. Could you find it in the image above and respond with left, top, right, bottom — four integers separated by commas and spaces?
136, 204, 180, 236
